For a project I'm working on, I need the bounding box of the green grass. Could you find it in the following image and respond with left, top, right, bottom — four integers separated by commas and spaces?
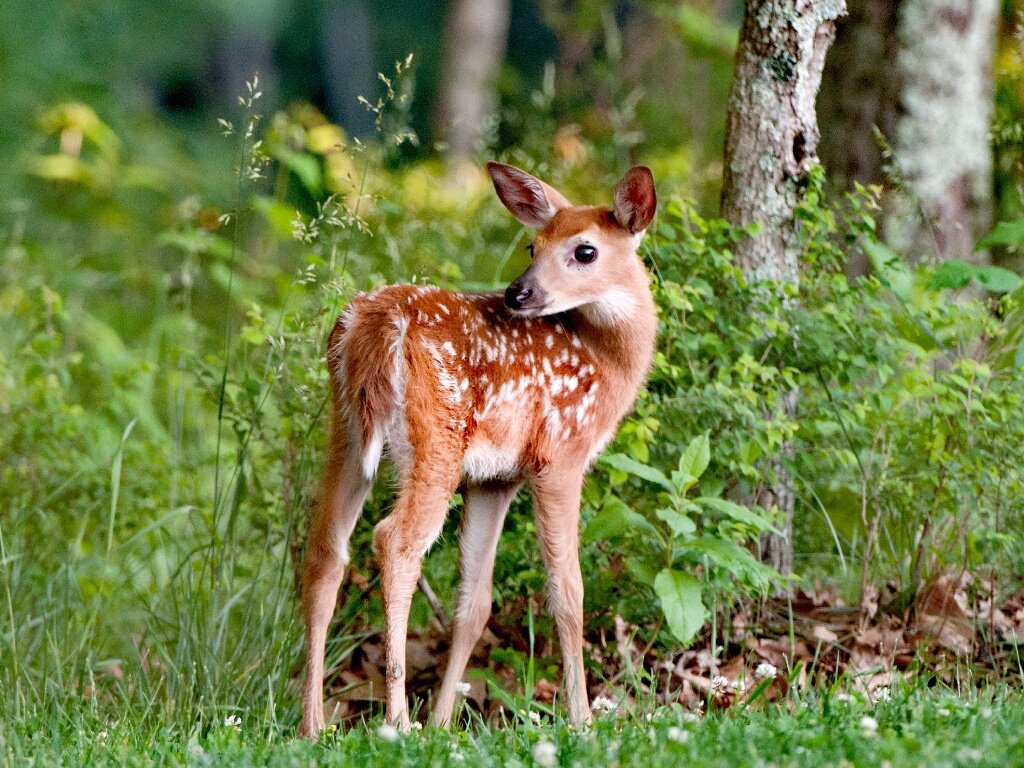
3, 688, 1023, 767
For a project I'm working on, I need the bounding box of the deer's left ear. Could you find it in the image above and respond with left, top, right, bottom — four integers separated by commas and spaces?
613, 166, 657, 234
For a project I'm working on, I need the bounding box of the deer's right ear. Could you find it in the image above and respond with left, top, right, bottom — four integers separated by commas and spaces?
487, 162, 572, 229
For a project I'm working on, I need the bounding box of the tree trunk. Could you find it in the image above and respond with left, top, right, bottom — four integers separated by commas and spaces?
885, 0, 998, 265
817, 0, 900, 276
720, 0, 846, 579
436, 0, 511, 161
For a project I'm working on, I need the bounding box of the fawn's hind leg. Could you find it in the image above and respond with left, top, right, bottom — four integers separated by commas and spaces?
299, 419, 373, 739
432, 480, 520, 726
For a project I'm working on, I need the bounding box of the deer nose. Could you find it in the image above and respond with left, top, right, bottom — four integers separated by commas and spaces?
505, 281, 533, 310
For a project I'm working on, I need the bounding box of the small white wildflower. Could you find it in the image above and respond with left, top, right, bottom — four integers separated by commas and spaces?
873, 687, 892, 702
666, 726, 690, 744
455, 681, 471, 696
645, 712, 654, 722
682, 711, 701, 723
376, 723, 399, 742
409, 721, 423, 731
529, 710, 541, 726
980, 707, 993, 719
835, 692, 854, 703
532, 740, 558, 767
97, 730, 108, 742
754, 662, 778, 681
223, 714, 242, 730
734, 678, 746, 694
860, 715, 878, 735
710, 675, 732, 696
591, 696, 617, 715
450, 745, 465, 762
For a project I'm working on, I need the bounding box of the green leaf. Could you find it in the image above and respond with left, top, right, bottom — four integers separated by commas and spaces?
973, 265, 1022, 293
654, 568, 707, 644
697, 497, 781, 534
678, 433, 711, 481
599, 453, 674, 492
928, 259, 974, 290
976, 218, 1024, 249
656, 507, 697, 537
583, 496, 661, 544
863, 239, 912, 299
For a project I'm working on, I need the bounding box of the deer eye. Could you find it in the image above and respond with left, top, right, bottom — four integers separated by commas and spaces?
574, 244, 597, 264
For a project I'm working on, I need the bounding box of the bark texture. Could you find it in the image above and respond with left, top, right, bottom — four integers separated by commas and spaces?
720, 0, 846, 579
886, 0, 998, 264
818, 0, 900, 188
436, 0, 511, 160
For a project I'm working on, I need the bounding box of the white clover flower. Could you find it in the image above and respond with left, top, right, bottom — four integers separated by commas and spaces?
860, 715, 878, 735
529, 710, 541, 726
97, 730, 109, 742
223, 714, 242, 730
682, 711, 701, 723
376, 723, 399, 742
455, 681, 471, 696
754, 662, 778, 681
409, 721, 423, 731
591, 696, 617, 715
710, 675, 732, 696
835, 692, 854, 703
872, 687, 892, 702
666, 726, 690, 744
532, 740, 558, 767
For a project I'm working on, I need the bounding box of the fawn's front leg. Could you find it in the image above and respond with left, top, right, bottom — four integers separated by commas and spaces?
432, 481, 521, 726
373, 467, 460, 728
531, 470, 590, 727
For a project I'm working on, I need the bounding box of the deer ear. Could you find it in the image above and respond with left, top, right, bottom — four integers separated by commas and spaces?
613, 166, 657, 234
487, 162, 572, 229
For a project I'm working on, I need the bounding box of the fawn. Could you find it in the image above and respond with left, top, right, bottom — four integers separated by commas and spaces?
298, 162, 658, 737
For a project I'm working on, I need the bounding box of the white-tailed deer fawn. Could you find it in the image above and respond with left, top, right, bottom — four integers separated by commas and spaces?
299, 162, 657, 736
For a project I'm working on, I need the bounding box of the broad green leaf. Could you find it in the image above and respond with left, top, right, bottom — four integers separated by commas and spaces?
928, 259, 973, 290
656, 507, 697, 537
697, 497, 781, 534
654, 568, 707, 644
599, 453, 674, 492
976, 218, 1024, 249
678, 433, 711, 481
583, 496, 661, 544
863, 239, 912, 299
973, 265, 1022, 293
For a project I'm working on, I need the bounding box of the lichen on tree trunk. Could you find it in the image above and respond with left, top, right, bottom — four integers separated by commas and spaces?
720, 0, 846, 581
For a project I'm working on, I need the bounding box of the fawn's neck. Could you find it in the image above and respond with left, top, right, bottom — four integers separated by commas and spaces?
570, 277, 658, 390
